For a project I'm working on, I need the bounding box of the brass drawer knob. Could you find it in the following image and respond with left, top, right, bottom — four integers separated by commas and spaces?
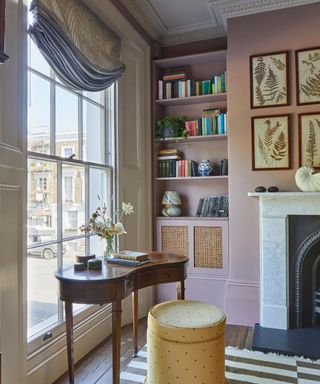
164, 271, 171, 278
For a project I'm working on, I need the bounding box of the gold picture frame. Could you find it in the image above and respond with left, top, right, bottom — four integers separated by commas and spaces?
252, 114, 291, 170
299, 112, 320, 168
250, 51, 289, 108
296, 46, 320, 105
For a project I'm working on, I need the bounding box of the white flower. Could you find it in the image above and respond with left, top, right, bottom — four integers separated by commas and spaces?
122, 202, 134, 215
113, 222, 126, 235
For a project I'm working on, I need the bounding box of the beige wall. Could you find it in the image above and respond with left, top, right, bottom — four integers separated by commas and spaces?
226, 2, 320, 324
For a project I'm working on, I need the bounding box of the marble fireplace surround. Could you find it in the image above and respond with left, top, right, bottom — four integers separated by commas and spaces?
248, 192, 320, 330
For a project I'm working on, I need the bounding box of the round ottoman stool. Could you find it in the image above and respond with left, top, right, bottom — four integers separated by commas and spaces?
145, 300, 226, 384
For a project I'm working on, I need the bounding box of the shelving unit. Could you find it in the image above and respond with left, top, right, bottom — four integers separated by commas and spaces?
152, 50, 229, 300
155, 92, 227, 106
158, 134, 227, 143
156, 176, 228, 181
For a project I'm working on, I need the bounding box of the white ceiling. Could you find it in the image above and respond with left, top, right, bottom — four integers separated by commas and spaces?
120, 0, 320, 46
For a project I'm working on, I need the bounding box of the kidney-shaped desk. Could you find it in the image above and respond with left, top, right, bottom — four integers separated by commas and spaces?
55, 252, 188, 384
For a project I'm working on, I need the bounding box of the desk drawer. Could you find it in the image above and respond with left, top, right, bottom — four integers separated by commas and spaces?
138, 267, 181, 288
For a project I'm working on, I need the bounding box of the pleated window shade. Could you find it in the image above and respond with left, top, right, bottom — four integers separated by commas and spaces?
29, 0, 125, 91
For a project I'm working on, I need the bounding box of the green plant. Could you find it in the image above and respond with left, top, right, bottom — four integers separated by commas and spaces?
155, 116, 188, 139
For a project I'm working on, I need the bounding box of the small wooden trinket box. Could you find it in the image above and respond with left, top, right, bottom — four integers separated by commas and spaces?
76, 254, 96, 267
74, 262, 85, 272
87, 258, 102, 270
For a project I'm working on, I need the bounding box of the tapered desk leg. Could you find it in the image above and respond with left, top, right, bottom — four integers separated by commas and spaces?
132, 290, 138, 357
177, 279, 185, 300
65, 302, 74, 384
112, 300, 122, 384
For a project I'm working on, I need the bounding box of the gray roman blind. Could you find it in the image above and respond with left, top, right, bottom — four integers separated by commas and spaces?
29, 0, 125, 91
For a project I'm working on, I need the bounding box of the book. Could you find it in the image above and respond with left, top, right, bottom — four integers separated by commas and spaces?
106, 258, 150, 267
113, 250, 149, 261
158, 149, 181, 156
158, 155, 181, 160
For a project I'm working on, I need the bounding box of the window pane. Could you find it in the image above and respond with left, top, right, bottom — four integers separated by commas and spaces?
62, 237, 88, 314
90, 235, 106, 258
62, 164, 85, 238
27, 252, 58, 337
27, 159, 57, 244
28, 73, 50, 154
89, 167, 111, 215
62, 237, 86, 266
83, 101, 103, 163
29, 38, 51, 76
83, 90, 104, 104
56, 86, 79, 159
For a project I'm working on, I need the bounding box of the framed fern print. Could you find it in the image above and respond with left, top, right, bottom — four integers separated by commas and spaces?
296, 47, 320, 105
299, 113, 320, 168
252, 114, 291, 170
250, 51, 289, 108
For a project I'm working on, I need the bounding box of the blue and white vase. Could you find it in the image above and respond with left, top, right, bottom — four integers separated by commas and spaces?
198, 160, 213, 176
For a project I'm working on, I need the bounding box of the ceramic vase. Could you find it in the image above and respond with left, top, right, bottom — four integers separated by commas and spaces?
198, 160, 213, 176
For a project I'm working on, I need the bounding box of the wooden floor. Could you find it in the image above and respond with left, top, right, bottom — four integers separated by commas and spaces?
54, 318, 253, 384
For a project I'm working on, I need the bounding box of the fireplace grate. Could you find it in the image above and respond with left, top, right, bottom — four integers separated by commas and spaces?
314, 291, 320, 315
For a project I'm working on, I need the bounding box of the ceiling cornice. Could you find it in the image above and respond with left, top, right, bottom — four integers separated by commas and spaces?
162, 26, 226, 46
119, 0, 167, 41
120, 0, 320, 46
211, 0, 320, 20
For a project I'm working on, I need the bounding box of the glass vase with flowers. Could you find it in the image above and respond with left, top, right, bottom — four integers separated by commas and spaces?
80, 198, 134, 261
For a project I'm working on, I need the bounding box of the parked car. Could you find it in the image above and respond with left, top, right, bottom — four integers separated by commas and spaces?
27, 225, 59, 259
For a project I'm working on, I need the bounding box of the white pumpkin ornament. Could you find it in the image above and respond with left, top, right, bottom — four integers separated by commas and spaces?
295, 166, 320, 192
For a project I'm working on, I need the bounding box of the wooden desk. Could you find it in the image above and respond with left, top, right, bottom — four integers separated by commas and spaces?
55, 252, 188, 384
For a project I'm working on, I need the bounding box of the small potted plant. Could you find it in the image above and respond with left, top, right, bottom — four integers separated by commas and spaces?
155, 116, 188, 140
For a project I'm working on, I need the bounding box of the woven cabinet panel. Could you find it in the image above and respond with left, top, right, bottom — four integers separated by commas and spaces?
161, 226, 189, 257
194, 226, 222, 268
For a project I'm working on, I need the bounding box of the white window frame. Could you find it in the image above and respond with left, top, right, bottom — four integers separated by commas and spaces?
27, 43, 116, 352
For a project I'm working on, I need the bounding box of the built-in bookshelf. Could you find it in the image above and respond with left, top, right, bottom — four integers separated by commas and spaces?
153, 50, 229, 218
152, 50, 229, 290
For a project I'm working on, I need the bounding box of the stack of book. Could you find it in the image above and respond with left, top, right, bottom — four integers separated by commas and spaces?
185, 109, 227, 136
158, 159, 198, 178
196, 196, 229, 217
220, 159, 228, 176
176, 160, 198, 177
211, 72, 227, 94
107, 251, 150, 266
158, 149, 182, 178
157, 70, 227, 100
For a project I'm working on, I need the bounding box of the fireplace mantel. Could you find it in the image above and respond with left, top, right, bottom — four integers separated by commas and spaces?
249, 191, 320, 329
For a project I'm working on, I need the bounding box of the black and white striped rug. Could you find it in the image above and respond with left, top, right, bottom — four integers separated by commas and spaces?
120, 345, 320, 383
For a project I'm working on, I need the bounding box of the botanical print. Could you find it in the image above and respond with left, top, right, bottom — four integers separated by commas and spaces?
299, 113, 320, 168
297, 47, 320, 104
251, 52, 288, 108
252, 115, 290, 170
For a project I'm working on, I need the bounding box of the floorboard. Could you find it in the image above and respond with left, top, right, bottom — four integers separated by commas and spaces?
54, 318, 252, 384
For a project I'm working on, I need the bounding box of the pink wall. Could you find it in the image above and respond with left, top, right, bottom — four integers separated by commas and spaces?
226, 3, 320, 325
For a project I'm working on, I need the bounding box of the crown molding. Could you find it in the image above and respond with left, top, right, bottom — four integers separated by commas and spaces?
120, 0, 318, 47
119, 0, 167, 41
210, 0, 320, 19
162, 25, 226, 46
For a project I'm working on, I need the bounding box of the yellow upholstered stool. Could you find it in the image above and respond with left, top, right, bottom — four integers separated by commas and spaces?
145, 300, 226, 384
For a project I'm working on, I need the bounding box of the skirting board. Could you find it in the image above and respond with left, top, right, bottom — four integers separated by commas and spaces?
224, 280, 260, 326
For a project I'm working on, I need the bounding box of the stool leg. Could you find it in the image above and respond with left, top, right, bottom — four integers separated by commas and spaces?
176, 279, 185, 300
